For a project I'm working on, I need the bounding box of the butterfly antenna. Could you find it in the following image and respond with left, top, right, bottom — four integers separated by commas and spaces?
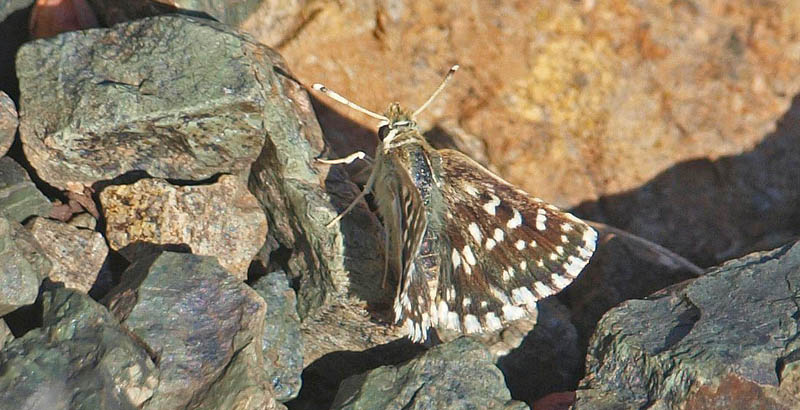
412, 64, 459, 118
312, 84, 389, 122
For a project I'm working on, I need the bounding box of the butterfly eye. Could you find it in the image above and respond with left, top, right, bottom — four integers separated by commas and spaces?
378, 125, 391, 140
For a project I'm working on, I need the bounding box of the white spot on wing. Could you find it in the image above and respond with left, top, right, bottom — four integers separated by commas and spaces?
511, 287, 537, 309
502, 305, 526, 321
485, 312, 503, 331
464, 314, 482, 333
451, 248, 461, 269
462, 297, 472, 308
561, 222, 573, 232
462, 245, 477, 266
534, 282, 555, 298
551, 274, 573, 289
464, 183, 479, 197
482, 193, 501, 216
447, 312, 460, 329
507, 208, 522, 229
555, 245, 564, 255
529, 240, 538, 248
485, 238, 497, 250
536, 208, 547, 231
564, 255, 587, 277
493, 228, 504, 242
515, 240, 526, 250
519, 260, 527, 271
468, 222, 482, 243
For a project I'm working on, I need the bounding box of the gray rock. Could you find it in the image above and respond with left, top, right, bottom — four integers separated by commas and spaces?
331, 338, 528, 410
0, 319, 11, 349
100, 175, 267, 279
574, 241, 800, 409
17, 15, 266, 190
105, 251, 279, 409
251, 271, 303, 402
27, 217, 108, 293
0, 91, 16, 157
0, 0, 32, 22
0, 216, 50, 316
247, 46, 386, 319
0, 287, 158, 409
0, 157, 51, 223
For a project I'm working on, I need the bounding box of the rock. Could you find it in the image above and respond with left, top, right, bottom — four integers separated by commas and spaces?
574, 241, 800, 409
0, 156, 51, 223
104, 251, 279, 409
251, 271, 303, 402
0, 0, 32, 22
100, 175, 266, 279
245, 38, 386, 322
0, 216, 50, 316
0, 91, 16, 156
0, 319, 11, 349
16, 15, 266, 190
27, 216, 108, 293
0, 287, 158, 409
560, 222, 702, 353
496, 298, 581, 406
331, 337, 527, 409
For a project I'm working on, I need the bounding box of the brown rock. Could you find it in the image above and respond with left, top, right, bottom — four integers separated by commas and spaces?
100, 176, 267, 279
27, 216, 107, 293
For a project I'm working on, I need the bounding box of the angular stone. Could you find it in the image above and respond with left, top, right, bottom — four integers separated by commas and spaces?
16, 15, 266, 190
0, 216, 50, 316
0, 91, 16, 157
246, 45, 386, 320
0, 0, 32, 22
331, 338, 528, 409
251, 271, 303, 402
100, 176, 266, 279
0, 319, 11, 349
105, 252, 277, 409
27, 217, 108, 293
574, 241, 800, 409
0, 288, 158, 409
0, 156, 51, 223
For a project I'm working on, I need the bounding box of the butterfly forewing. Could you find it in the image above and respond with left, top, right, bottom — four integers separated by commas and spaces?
422, 148, 597, 336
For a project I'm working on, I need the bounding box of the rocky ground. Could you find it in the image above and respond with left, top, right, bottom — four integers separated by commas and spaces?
0, 1, 798, 409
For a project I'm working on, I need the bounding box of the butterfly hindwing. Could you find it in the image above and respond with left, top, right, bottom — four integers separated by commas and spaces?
428, 149, 597, 334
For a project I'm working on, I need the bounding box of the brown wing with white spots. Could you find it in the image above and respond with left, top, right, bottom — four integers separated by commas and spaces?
428, 149, 597, 335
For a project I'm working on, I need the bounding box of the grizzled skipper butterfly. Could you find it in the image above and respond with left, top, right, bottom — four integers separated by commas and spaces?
314, 65, 597, 343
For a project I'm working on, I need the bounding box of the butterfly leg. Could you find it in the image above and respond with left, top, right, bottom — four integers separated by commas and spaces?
316, 151, 373, 165
325, 162, 379, 228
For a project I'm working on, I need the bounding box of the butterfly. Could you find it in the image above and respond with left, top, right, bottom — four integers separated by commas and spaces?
314, 65, 597, 342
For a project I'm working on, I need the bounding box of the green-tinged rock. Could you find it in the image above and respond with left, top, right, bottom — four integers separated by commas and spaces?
0, 216, 50, 316
17, 15, 266, 190
0, 91, 16, 157
105, 251, 279, 409
251, 271, 303, 402
575, 241, 800, 409
0, 288, 158, 409
0, 319, 11, 349
331, 338, 528, 410
0, 157, 51, 223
